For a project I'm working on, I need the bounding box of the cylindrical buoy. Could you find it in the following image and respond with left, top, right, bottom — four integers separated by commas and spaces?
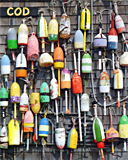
8, 119, 20, 145
39, 118, 49, 137
82, 52, 92, 73
24, 110, 34, 150
48, 11, 58, 52
0, 87, 8, 107
108, 13, 118, 50
10, 82, 20, 103
1, 55, 10, 75
16, 48, 27, 78
18, 19, 28, 46
40, 82, 50, 104
7, 19, 17, 50
61, 68, 71, 89
31, 92, 40, 141
38, 9, 48, 52
30, 93, 40, 114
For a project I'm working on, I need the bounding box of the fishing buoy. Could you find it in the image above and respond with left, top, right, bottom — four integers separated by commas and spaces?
114, 2, 125, 34
72, 53, 83, 142
61, 68, 71, 89
119, 51, 128, 66
27, 32, 39, 61
10, 82, 20, 126
39, 117, 49, 137
93, 104, 105, 160
8, 119, 20, 145
55, 128, 65, 150
24, 110, 34, 150
59, 12, 70, 39
106, 108, 119, 154
16, 47, 27, 78
0, 87, 8, 107
61, 45, 71, 113
48, 10, 58, 52
119, 103, 128, 151
40, 82, 50, 104
39, 53, 53, 68
39, 110, 49, 158
67, 118, 78, 160
18, 18, 28, 46
74, 30, 83, 49
114, 68, 123, 107
50, 67, 59, 123
108, 13, 118, 50
74, 4, 84, 76
31, 92, 40, 141
1, 55, 10, 75
38, 9, 48, 52
82, 51, 92, 73
0, 87, 8, 148
20, 84, 28, 143
1, 55, 10, 90
7, 19, 17, 50
80, 3, 90, 52
108, 12, 118, 71
54, 45, 64, 96
99, 59, 110, 115
94, 23, 107, 70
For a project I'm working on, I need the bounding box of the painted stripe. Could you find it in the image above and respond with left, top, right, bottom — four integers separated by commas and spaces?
85, 8, 87, 28
108, 35, 118, 42
82, 58, 92, 63
94, 118, 102, 142
1, 66, 10, 75
67, 129, 72, 148
117, 72, 119, 88
39, 125, 49, 131
100, 86, 110, 93
82, 66, 92, 71
39, 130, 49, 136
114, 70, 123, 89
115, 20, 124, 29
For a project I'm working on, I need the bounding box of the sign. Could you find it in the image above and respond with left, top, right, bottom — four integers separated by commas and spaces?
0, 7, 39, 17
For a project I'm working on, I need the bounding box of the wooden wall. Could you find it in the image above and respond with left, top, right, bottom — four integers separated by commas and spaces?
0, 0, 128, 159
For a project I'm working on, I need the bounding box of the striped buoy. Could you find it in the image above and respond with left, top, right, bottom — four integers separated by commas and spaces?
93, 105, 105, 149
38, 16, 47, 38
115, 15, 125, 34
82, 52, 92, 73
0, 87, 8, 107
61, 68, 71, 89
39, 118, 49, 137
10, 82, 20, 103
16, 51, 27, 78
108, 13, 118, 50
114, 69, 123, 89
40, 82, 50, 103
